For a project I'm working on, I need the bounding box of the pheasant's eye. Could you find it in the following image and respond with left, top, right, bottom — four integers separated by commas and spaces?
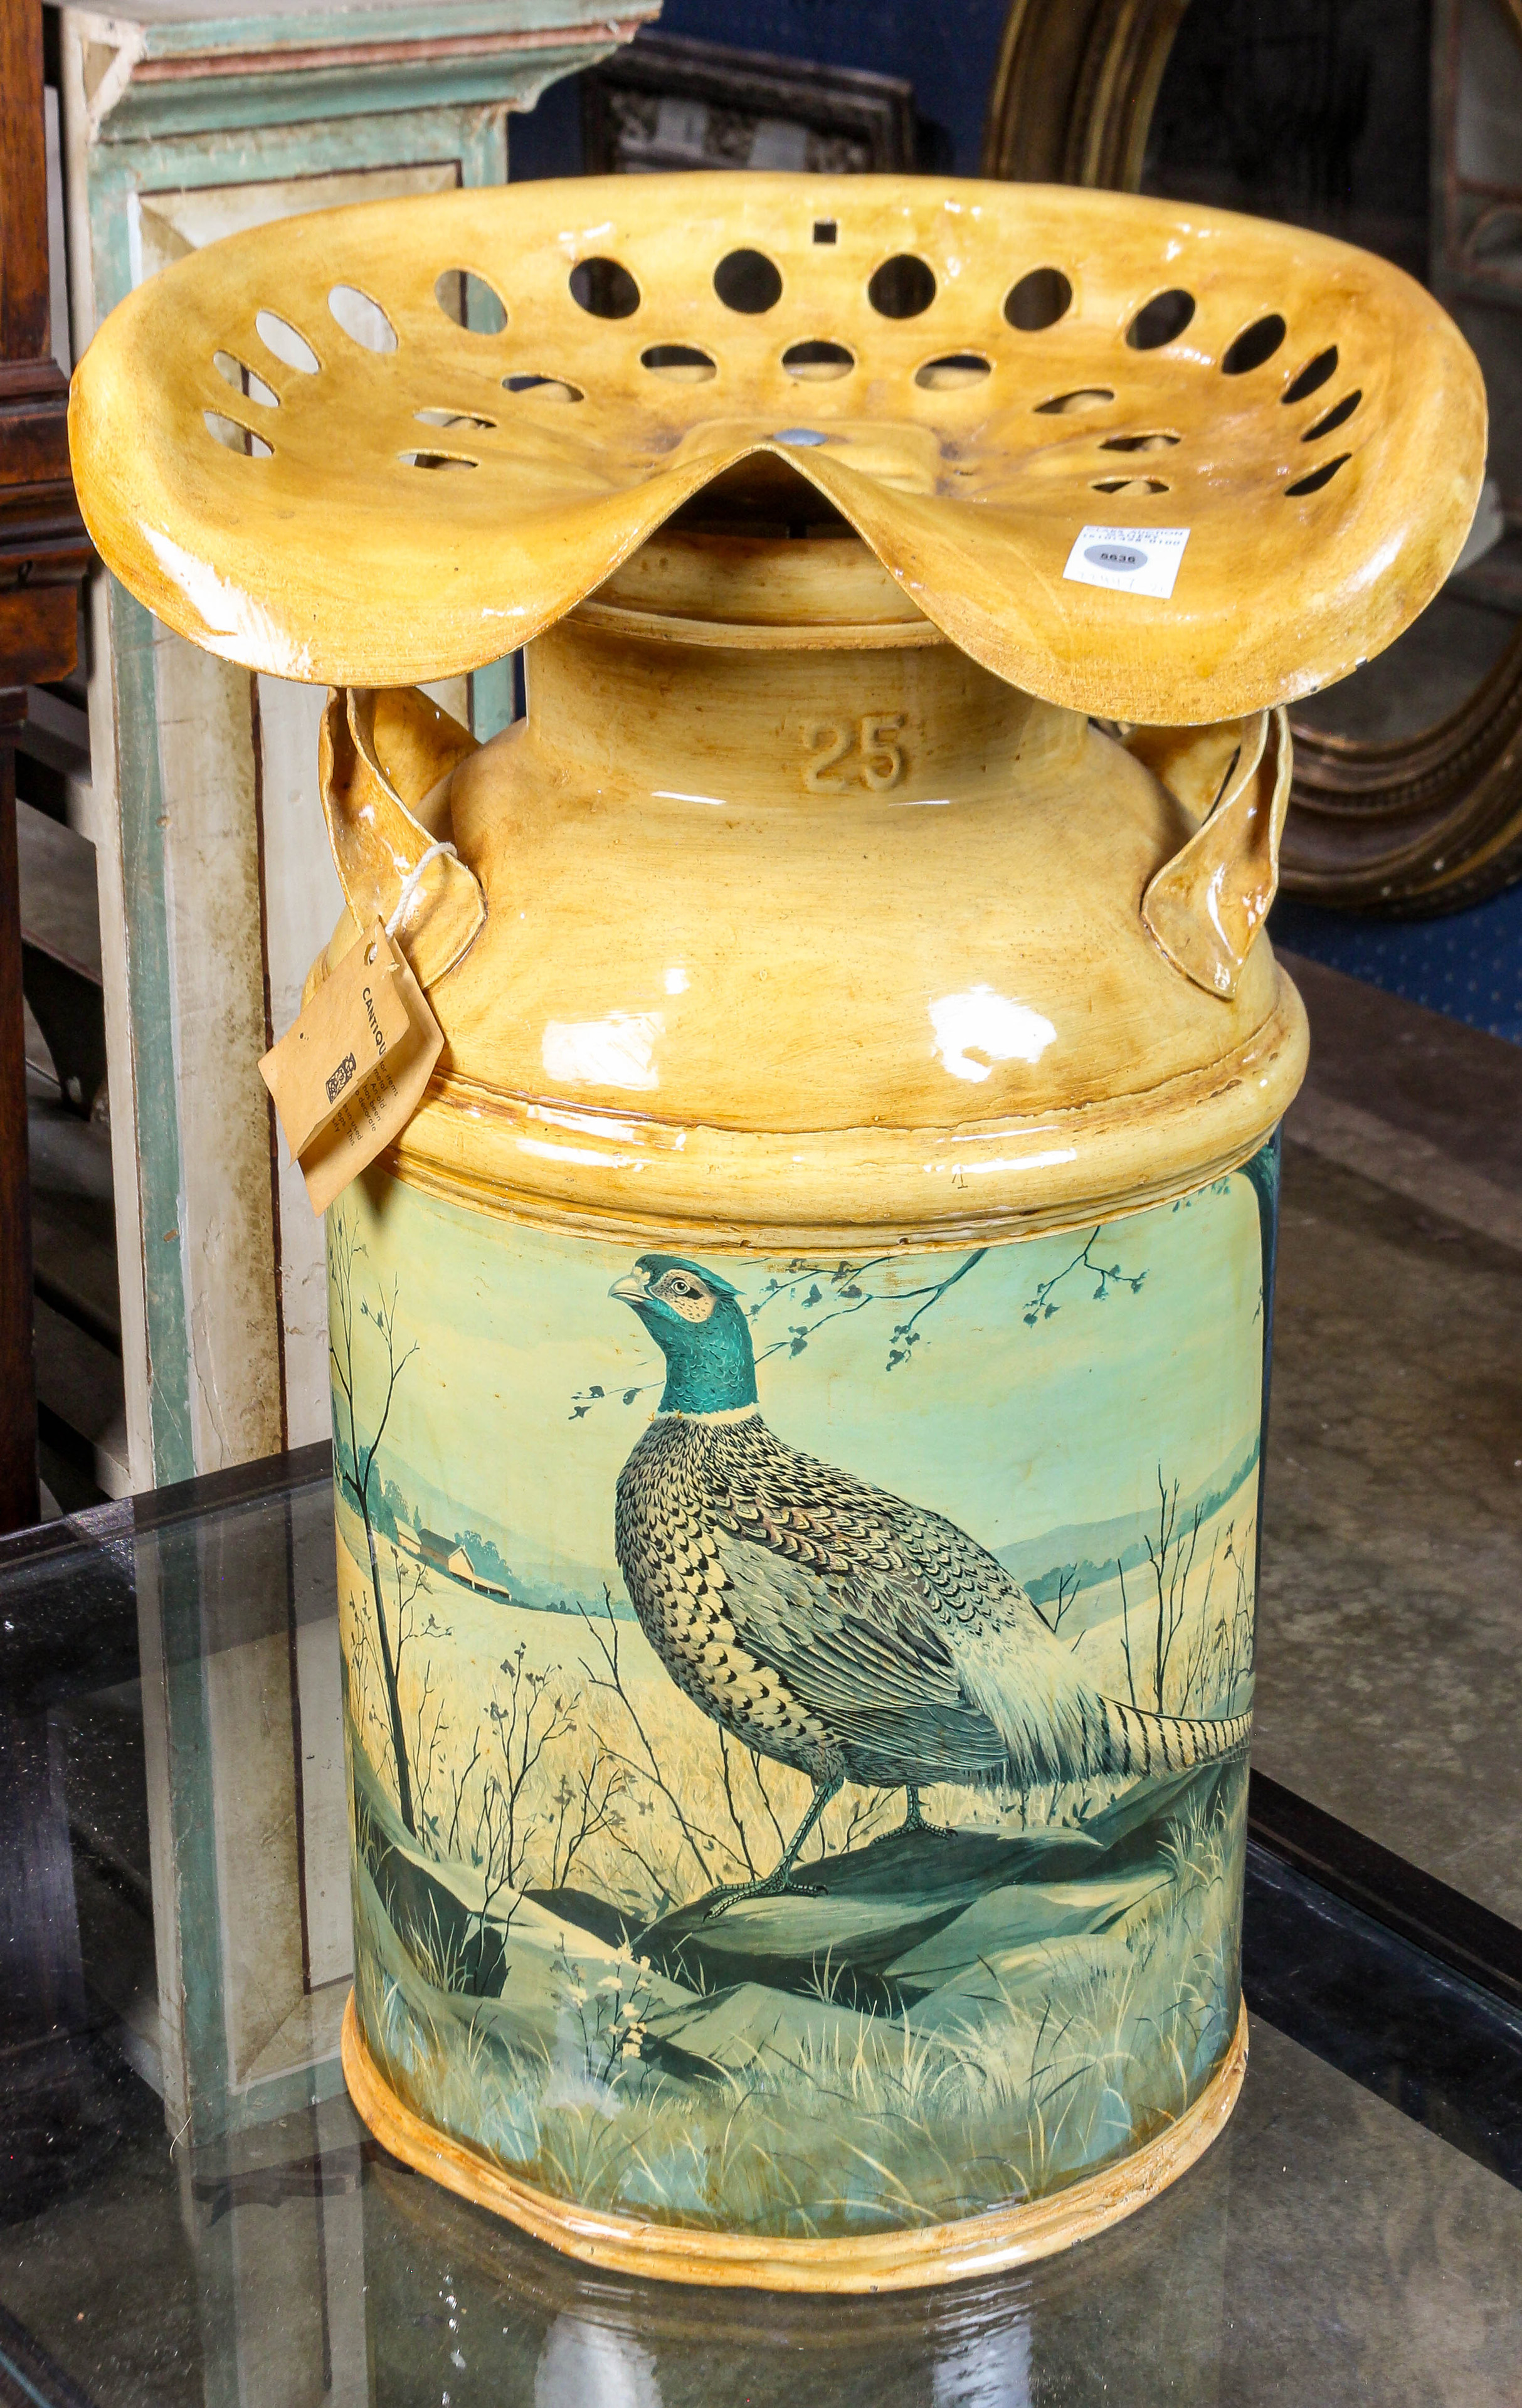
658, 1272, 716, 1323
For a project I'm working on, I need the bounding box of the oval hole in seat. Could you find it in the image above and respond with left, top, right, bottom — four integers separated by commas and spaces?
213, 352, 278, 407
329, 285, 397, 353
714, 248, 783, 314
1098, 430, 1178, 452
1303, 389, 1362, 440
1126, 288, 1195, 349
1222, 314, 1286, 374
433, 270, 507, 335
415, 407, 497, 431
399, 450, 478, 471
1282, 345, 1338, 403
1003, 267, 1072, 330
1092, 475, 1170, 495
916, 352, 990, 389
502, 372, 584, 403
868, 253, 936, 318
204, 411, 272, 457
642, 344, 716, 382
570, 257, 640, 319
255, 310, 319, 374
783, 339, 854, 381
1285, 452, 1351, 496
1034, 387, 1113, 413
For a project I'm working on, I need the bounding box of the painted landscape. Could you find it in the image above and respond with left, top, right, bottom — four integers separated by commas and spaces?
331, 1156, 1271, 2236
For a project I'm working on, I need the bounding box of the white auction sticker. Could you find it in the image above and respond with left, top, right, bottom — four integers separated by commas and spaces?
1063, 524, 1190, 599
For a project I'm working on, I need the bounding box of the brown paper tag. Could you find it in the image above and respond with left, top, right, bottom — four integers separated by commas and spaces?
259, 919, 410, 1159
258, 919, 443, 1213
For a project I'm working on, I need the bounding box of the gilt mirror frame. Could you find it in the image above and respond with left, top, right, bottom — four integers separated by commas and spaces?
983, 0, 1522, 914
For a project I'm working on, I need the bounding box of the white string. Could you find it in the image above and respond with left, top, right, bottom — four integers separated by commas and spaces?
384, 839, 458, 939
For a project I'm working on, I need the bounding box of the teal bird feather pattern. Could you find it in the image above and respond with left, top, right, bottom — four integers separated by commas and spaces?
610, 1254, 1250, 1913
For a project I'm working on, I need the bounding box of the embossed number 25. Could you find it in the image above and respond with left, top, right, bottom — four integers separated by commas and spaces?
801, 714, 907, 794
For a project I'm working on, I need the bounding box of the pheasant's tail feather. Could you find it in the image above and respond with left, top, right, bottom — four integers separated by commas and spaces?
1091, 1696, 1252, 1778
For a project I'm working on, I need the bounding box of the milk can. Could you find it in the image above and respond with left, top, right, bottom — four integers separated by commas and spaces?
71, 174, 1482, 2288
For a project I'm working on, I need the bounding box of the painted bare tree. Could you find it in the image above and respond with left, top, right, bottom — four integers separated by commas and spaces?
1117, 1468, 1255, 1721
433, 1645, 627, 1955
330, 1205, 423, 1837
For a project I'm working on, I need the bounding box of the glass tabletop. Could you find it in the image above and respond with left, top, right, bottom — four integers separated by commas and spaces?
1, 1438, 1520, 2408
3, 2008, 1521, 2408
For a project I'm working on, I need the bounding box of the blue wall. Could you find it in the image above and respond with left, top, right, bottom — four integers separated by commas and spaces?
646, 0, 1008, 170
509, 0, 1009, 181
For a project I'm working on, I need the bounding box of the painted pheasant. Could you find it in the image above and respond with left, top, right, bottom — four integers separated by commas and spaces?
611, 1254, 1250, 1911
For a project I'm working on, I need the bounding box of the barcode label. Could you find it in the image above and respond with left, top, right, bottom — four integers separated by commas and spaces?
1064, 525, 1190, 599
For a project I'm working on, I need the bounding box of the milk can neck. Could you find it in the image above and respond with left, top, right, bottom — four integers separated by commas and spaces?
523, 530, 1078, 808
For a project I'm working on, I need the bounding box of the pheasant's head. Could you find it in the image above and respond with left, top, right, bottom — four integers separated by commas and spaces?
610, 1256, 758, 1417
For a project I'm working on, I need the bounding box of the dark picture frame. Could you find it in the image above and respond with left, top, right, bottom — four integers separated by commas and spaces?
584, 33, 917, 179
982, 0, 1522, 916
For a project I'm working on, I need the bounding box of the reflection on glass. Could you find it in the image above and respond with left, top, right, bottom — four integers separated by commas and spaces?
536, 2314, 665, 2408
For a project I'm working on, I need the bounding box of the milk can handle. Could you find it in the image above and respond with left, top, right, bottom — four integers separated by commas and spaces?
317, 686, 485, 990
1124, 707, 1292, 1001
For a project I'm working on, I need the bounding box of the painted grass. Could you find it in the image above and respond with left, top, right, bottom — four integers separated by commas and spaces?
352, 1760, 1245, 2239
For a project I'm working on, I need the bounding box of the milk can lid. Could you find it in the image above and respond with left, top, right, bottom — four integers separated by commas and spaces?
70, 173, 1484, 727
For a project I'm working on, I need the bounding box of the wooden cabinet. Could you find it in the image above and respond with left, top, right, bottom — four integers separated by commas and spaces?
1, 0, 92, 1531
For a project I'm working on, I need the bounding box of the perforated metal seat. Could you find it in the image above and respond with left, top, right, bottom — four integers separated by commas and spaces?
70, 172, 1484, 724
